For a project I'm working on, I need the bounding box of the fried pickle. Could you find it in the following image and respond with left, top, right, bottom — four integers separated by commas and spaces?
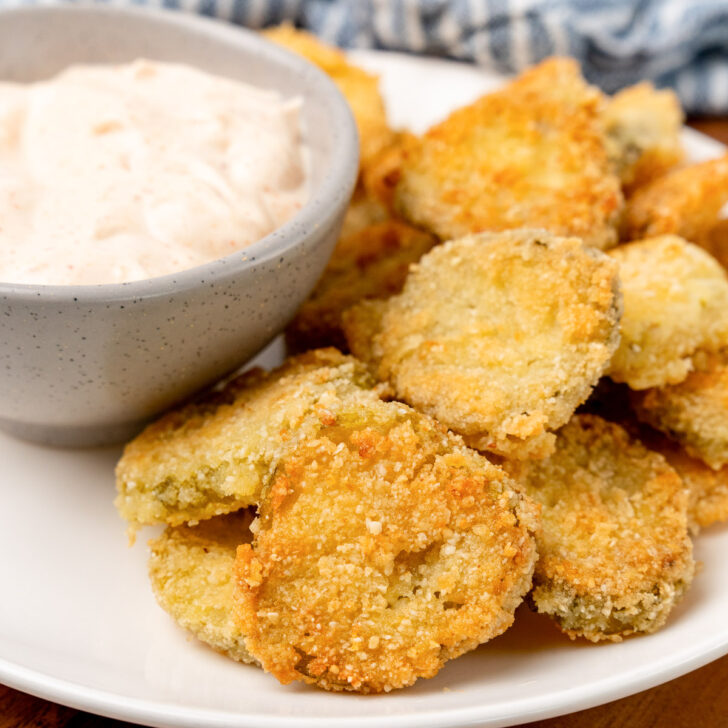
360, 132, 415, 215
622, 154, 728, 244
264, 24, 394, 168
338, 184, 390, 240
607, 235, 728, 389
393, 58, 623, 249
343, 229, 622, 459
148, 510, 256, 663
519, 414, 694, 642
286, 219, 437, 352
630, 425, 728, 533
631, 350, 728, 470
703, 219, 728, 271
115, 349, 376, 532
234, 398, 539, 693
582, 378, 728, 532
602, 82, 683, 194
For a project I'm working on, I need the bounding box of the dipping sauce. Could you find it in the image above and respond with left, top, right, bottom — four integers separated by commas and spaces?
0, 60, 309, 285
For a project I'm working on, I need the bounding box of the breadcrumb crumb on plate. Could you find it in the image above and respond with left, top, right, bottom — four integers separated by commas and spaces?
517, 414, 694, 642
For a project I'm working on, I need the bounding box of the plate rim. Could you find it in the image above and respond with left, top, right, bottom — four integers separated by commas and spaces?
2, 631, 727, 728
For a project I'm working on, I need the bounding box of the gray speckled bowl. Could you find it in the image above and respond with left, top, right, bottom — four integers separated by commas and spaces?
0, 5, 358, 447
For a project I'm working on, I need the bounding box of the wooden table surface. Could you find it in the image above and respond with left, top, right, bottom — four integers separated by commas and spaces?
2, 117, 727, 728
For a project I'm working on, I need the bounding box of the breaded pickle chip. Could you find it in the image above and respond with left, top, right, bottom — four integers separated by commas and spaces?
622, 155, 728, 244
148, 511, 256, 663
343, 229, 622, 459
519, 415, 694, 642
608, 236, 728, 389
602, 82, 683, 194
264, 25, 393, 168
360, 132, 416, 215
286, 219, 437, 352
115, 349, 376, 531
342, 298, 385, 367
635, 426, 728, 533
394, 58, 622, 250
234, 400, 539, 693
338, 184, 390, 240
632, 351, 728, 470
581, 378, 728, 532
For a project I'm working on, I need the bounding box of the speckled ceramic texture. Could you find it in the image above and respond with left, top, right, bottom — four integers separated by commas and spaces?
0, 5, 358, 447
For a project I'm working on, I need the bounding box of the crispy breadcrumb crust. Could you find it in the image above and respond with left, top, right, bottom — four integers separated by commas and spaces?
148, 511, 257, 663
632, 351, 728, 469
703, 219, 728, 271
338, 184, 390, 240
286, 219, 437, 352
394, 58, 622, 250
343, 229, 622, 459
263, 24, 394, 168
115, 349, 376, 531
581, 378, 728, 532
518, 414, 694, 642
622, 154, 728, 244
234, 400, 539, 693
360, 132, 416, 215
633, 425, 728, 533
602, 82, 683, 194
342, 298, 386, 367
607, 236, 728, 389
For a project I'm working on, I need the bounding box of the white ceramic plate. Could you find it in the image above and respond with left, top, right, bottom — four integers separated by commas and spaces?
1, 49, 727, 728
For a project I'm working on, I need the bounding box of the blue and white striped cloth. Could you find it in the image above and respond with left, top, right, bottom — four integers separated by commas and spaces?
8, 0, 728, 113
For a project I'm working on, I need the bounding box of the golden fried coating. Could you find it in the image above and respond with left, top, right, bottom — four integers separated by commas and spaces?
286, 219, 437, 352
607, 235, 728, 389
581, 379, 728, 532
360, 132, 416, 215
665, 450, 728, 533
148, 510, 256, 663
115, 349, 376, 531
519, 414, 694, 642
264, 24, 394, 168
394, 58, 623, 250
622, 154, 728, 244
602, 82, 683, 194
704, 219, 728, 271
338, 184, 390, 240
341, 298, 385, 367
234, 398, 539, 693
631, 425, 728, 533
343, 229, 622, 459
632, 350, 728, 469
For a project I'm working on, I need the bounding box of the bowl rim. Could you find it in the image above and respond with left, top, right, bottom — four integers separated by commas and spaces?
0, 3, 359, 302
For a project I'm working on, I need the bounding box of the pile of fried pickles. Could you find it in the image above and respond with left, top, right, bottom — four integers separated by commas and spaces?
114, 26, 728, 693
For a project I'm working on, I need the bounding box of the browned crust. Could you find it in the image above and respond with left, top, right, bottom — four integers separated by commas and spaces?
519, 414, 694, 642
234, 400, 539, 692
343, 229, 621, 459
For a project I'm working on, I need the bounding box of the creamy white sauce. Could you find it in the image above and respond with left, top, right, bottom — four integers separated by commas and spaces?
0, 60, 309, 285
